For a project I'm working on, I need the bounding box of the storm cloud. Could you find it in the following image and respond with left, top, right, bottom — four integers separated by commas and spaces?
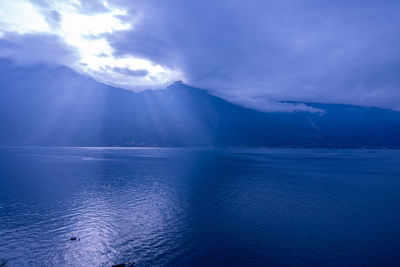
107, 0, 400, 109
1, 0, 400, 111
0, 32, 78, 66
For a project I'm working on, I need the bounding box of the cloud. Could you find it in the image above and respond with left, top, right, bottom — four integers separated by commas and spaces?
217, 93, 324, 113
111, 67, 148, 77
43, 10, 61, 29
1, 0, 400, 112
0, 32, 78, 66
0, 0, 182, 90
29, 0, 109, 15
106, 0, 400, 110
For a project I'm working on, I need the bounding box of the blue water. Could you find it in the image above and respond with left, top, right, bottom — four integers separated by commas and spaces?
1, 148, 400, 266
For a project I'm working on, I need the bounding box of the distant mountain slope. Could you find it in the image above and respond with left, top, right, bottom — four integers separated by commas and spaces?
0, 59, 399, 147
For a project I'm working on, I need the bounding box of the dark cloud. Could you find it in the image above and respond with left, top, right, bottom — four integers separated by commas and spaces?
0, 32, 78, 66
107, 0, 400, 110
43, 10, 61, 29
1, 0, 400, 111
111, 66, 148, 77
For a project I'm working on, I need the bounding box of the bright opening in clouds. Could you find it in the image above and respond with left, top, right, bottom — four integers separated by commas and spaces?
0, 1, 49, 33
0, 0, 183, 90
1, 0, 400, 111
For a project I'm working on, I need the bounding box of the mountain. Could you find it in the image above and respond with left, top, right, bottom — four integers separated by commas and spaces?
1, 59, 400, 147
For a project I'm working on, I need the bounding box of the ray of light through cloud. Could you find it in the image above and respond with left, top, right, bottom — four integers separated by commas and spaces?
0, 0, 183, 90
1, 0, 400, 112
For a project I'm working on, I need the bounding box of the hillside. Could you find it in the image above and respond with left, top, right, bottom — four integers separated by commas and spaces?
1, 60, 399, 147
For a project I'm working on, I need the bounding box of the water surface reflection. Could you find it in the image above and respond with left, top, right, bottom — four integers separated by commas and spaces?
1, 148, 400, 266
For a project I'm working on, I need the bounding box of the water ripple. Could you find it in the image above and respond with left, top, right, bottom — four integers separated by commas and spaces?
1, 147, 400, 266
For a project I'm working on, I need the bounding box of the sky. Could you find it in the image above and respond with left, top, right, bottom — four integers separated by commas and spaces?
0, 0, 400, 111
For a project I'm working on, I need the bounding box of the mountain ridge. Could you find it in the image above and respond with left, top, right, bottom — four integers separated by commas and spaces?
1, 59, 400, 147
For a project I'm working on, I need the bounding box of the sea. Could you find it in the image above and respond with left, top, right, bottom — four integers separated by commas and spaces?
1, 147, 400, 266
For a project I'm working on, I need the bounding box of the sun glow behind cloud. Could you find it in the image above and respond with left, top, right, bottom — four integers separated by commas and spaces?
0, 1, 49, 33
0, 0, 183, 90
